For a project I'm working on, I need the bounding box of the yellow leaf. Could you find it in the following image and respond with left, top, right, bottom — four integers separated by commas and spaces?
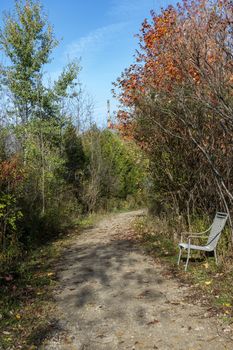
203, 262, 209, 269
47, 272, 54, 277
223, 303, 231, 307
15, 314, 21, 320
205, 281, 212, 285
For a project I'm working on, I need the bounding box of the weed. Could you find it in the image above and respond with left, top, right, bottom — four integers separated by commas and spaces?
0, 239, 64, 349
133, 215, 233, 323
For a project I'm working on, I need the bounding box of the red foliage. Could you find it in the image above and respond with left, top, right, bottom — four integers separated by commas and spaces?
0, 155, 24, 189
114, 0, 233, 142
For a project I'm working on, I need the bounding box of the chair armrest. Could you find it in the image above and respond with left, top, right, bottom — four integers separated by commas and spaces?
187, 234, 208, 239
187, 235, 208, 248
181, 232, 205, 242
180, 225, 212, 242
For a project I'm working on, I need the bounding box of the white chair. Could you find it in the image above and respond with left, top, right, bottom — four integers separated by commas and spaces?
178, 212, 228, 271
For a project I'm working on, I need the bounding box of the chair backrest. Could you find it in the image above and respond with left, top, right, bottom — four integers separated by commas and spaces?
206, 212, 228, 249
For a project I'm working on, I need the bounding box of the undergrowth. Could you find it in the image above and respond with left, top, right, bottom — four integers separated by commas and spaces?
133, 215, 233, 324
0, 212, 107, 350
0, 207, 113, 350
0, 240, 64, 350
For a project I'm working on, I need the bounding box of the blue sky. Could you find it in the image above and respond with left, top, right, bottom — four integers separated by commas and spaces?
0, 0, 176, 126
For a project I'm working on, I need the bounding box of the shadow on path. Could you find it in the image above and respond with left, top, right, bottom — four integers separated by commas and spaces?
56, 235, 165, 326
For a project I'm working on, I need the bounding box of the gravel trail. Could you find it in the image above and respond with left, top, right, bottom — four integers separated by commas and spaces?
41, 210, 232, 350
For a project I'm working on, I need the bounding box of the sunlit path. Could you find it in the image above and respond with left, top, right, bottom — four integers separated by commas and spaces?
42, 211, 231, 350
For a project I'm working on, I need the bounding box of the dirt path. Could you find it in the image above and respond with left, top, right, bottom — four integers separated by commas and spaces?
42, 210, 232, 350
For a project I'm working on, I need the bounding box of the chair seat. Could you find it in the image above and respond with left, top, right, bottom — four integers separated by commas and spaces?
179, 243, 213, 251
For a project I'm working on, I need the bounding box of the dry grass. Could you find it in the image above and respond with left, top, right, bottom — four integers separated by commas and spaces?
133, 215, 233, 324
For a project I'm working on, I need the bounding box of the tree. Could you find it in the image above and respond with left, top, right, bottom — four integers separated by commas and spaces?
82, 127, 147, 212
0, 0, 82, 252
0, 0, 58, 122
114, 0, 233, 229
0, 0, 79, 122
63, 123, 86, 184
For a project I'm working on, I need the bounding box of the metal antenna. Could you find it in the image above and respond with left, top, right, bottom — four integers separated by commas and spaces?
107, 99, 111, 128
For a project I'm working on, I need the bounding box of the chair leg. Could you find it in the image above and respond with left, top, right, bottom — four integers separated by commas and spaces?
177, 247, 182, 265
214, 249, 218, 265
185, 247, 191, 271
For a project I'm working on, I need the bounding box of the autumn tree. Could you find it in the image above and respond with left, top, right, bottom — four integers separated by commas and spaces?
114, 0, 233, 227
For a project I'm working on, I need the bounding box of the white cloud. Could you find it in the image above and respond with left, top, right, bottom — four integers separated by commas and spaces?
65, 22, 128, 59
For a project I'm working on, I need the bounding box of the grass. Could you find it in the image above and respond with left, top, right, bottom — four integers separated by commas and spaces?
132, 215, 233, 324
76, 207, 138, 230
0, 235, 70, 350
76, 212, 105, 229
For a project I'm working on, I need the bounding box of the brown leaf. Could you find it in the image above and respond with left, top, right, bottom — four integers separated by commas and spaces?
147, 319, 159, 325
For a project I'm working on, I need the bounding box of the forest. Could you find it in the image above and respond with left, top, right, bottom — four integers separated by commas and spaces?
0, 0, 233, 348
0, 0, 147, 264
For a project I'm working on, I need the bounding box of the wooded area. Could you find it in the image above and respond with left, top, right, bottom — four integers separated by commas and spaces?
0, 0, 233, 348
0, 0, 232, 279
0, 0, 146, 265
114, 0, 233, 249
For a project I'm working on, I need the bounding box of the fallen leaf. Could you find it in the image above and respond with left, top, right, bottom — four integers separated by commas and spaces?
204, 281, 212, 285
15, 314, 21, 320
147, 319, 159, 325
47, 272, 54, 277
